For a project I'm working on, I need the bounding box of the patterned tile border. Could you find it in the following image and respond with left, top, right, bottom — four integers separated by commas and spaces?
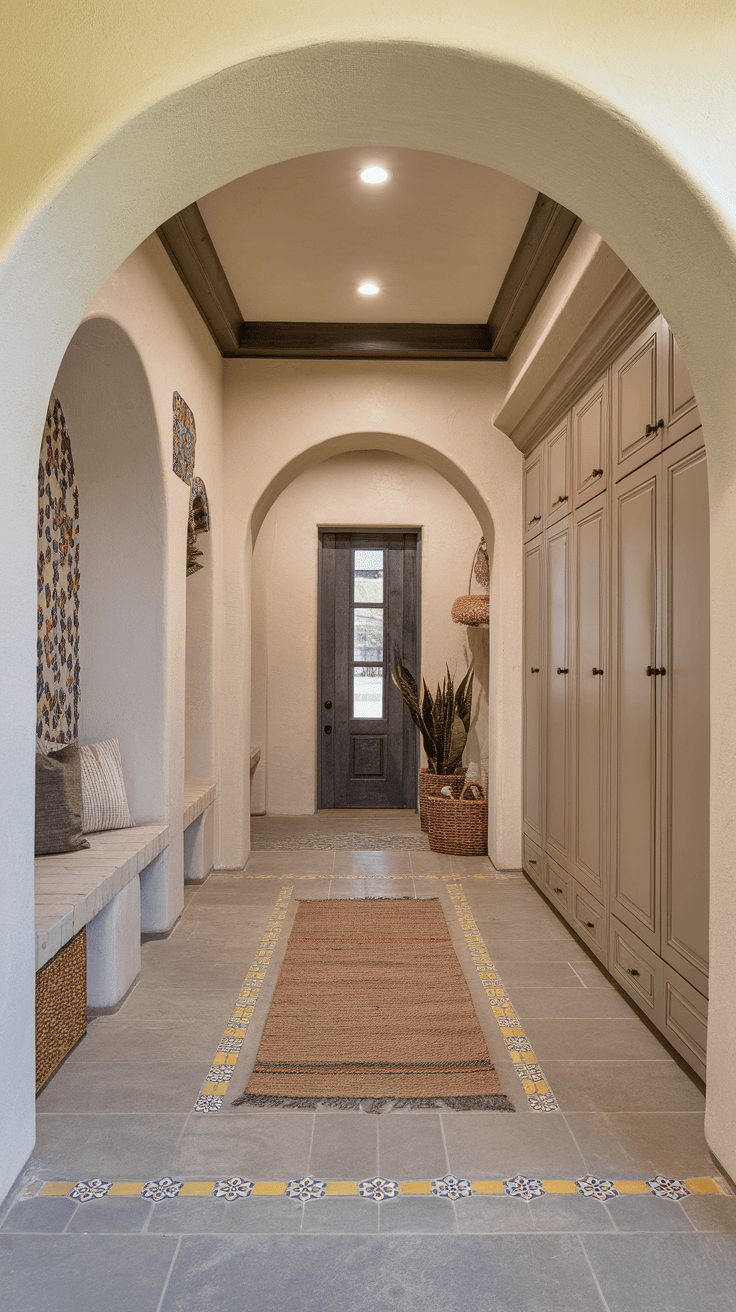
240, 872, 524, 881
193, 883, 293, 1112
445, 880, 558, 1112
38, 1176, 725, 1201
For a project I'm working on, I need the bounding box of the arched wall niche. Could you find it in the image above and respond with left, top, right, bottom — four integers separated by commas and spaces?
52, 317, 168, 825
250, 444, 491, 818
2, 34, 736, 1199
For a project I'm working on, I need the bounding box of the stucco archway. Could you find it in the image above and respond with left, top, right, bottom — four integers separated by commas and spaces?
2, 37, 736, 1196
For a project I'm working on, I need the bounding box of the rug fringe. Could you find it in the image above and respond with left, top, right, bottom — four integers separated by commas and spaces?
231, 1093, 516, 1112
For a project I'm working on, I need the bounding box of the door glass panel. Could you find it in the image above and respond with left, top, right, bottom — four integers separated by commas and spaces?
353, 608, 383, 661
354, 549, 384, 602
353, 666, 383, 718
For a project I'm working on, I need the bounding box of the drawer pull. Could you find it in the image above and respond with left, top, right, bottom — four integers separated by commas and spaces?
592, 667, 604, 675
584, 921, 595, 928
627, 967, 641, 977
554, 886, 564, 894
557, 667, 568, 674
552, 494, 569, 506
528, 514, 542, 525
646, 666, 666, 677
528, 859, 537, 866
531, 666, 540, 673
644, 419, 665, 437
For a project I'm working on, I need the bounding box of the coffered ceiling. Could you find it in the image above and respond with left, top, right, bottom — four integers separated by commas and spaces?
159, 147, 579, 360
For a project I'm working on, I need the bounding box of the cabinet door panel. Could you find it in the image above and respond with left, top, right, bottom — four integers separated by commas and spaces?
524, 449, 544, 541
523, 539, 544, 844
611, 465, 659, 949
612, 317, 665, 481
572, 492, 608, 901
660, 430, 709, 994
665, 327, 700, 448
573, 374, 608, 509
545, 521, 571, 867
545, 415, 572, 527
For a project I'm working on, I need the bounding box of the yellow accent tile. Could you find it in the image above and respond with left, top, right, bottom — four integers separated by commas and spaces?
251, 1182, 287, 1196
685, 1178, 724, 1194
400, 1181, 432, 1194
613, 1181, 650, 1193
39, 1182, 73, 1196
542, 1180, 578, 1194
109, 1183, 146, 1196
325, 1182, 359, 1196
471, 1181, 505, 1194
499, 1027, 525, 1038
180, 1182, 216, 1196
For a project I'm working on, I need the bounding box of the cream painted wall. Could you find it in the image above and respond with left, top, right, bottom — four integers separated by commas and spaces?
3, 6, 736, 1199
252, 451, 489, 815
222, 358, 522, 872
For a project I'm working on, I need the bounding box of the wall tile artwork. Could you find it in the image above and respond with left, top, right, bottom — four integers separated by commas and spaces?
172, 391, 196, 485
37, 396, 80, 746
187, 475, 210, 576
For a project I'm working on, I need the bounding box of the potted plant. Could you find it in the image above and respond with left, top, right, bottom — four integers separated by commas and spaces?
392, 659, 474, 831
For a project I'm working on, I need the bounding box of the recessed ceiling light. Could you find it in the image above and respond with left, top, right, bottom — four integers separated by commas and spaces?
360, 166, 389, 184
358, 282, 380, 295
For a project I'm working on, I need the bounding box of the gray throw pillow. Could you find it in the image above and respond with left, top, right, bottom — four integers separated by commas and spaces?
35, 743, 91, 856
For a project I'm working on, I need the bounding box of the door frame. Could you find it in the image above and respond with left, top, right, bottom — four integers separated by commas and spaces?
316, 527, 422, 810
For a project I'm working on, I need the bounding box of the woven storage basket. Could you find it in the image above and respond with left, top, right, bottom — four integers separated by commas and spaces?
427, 781, 488, 856
35, 928, 87, 1092
451, 543, 489, 627
418, 766, 466, 833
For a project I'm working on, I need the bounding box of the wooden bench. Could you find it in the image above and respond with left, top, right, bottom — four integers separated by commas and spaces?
183, 781, 215, 883
35, 823, 170, 1011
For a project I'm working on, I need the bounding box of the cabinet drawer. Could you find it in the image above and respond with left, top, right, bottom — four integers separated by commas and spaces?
610, 917, 664, 1024
571, 880, 606, 962
663, 965, 707, 1080
544, 853, 571, 914
523, 833, 542, 884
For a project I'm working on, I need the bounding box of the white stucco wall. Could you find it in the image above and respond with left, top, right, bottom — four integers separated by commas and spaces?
251, 450, 489, 815
222, 358, 522, 871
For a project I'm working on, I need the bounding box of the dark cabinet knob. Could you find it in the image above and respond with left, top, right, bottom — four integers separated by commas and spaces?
644, 419, 665, 437
592, 667, 604, 676
552, 494, 569, 506
528, 858, 537, 866
530, 667, 540, 673
528, 514, 542, 525
324, 700, 332, 709
627, 967, 641, 977
584, 921, 595, 928
556, 667, 568, 674
554, 886, 564, 894
324, 725, 332, 734
646, 666, 666, 676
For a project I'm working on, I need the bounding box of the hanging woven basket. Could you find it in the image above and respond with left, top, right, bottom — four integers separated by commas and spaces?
451, 540, 489, 627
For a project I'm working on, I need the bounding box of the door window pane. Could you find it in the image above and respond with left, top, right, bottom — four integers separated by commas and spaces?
353, 666, 383, 718
354, 549, 384, 603
354, 608, 383, 661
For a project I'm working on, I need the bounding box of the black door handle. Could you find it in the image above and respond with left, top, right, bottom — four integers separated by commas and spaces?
324, 700, 332, 709
324, 725, 332, 734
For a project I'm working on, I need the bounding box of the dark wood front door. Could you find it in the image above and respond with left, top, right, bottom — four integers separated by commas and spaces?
318, 531, 419, 808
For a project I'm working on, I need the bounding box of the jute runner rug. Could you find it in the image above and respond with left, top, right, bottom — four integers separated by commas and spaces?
234, 898, 514, 1112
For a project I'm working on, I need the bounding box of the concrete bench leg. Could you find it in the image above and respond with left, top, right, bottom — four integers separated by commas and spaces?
184, 806, 214, 884
140, 846, 183, 934
86, 877, 141, 1011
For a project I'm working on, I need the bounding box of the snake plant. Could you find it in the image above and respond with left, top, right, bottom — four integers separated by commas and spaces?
392, 658, 473, 774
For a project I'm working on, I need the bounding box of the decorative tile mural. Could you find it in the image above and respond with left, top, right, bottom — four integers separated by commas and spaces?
187, 476, 210, 576
37, 396, 80, 746
172, 391, 196, 485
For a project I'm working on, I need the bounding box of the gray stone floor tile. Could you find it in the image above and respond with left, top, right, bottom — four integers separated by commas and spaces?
606, 1195, 695, 1231
65, 1197, 153, 1232
134, 957, 251, 989
246, 852, 334, 872
172, 1111, 315, 1177
488, 962, 585, 989
582, 1232, 736, 1311
115, 985, 235, 1022
301, 1198, 378, 1233
0, 1234, 178, 1312
410, 853, 453, 873
569, 961, 613, 988
682, 1194, 736, 1232
489, 938, 591, 963
522, 1017, 670, 1061
563, 1111, 715, 1177
308, 1112, 379, 1179
332, 853, 413, 874
62, 1017, 227, 1064
377, 1114, 449, 1179
442, 1111, 586, 1178
509, 987, 643, 1019
35, 1061, 206, 1113
159, 1233, 607, 1312
543, 1061, 705, 1113
527, 1193, 614, 1231
33, 1113, 188, 1178
1, 1197, 76, 1232
328, 879, 414, 898
146, 1197, 229, 1231
455, 1196, 533, 1231
378, 1196, 457, 1232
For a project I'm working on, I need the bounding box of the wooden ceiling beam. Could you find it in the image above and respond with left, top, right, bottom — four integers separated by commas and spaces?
486, 194, 581, 357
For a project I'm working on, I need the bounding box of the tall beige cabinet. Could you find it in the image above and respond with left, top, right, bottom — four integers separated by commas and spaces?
522, 312, 709, 1079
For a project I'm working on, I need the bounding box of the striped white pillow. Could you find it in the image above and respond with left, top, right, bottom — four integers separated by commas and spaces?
79, 738, 134, 833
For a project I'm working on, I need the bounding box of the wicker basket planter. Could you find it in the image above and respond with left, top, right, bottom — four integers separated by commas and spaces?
427, 782, 488, 856
35, 928, 87, 1092
418, 766, 466, 833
